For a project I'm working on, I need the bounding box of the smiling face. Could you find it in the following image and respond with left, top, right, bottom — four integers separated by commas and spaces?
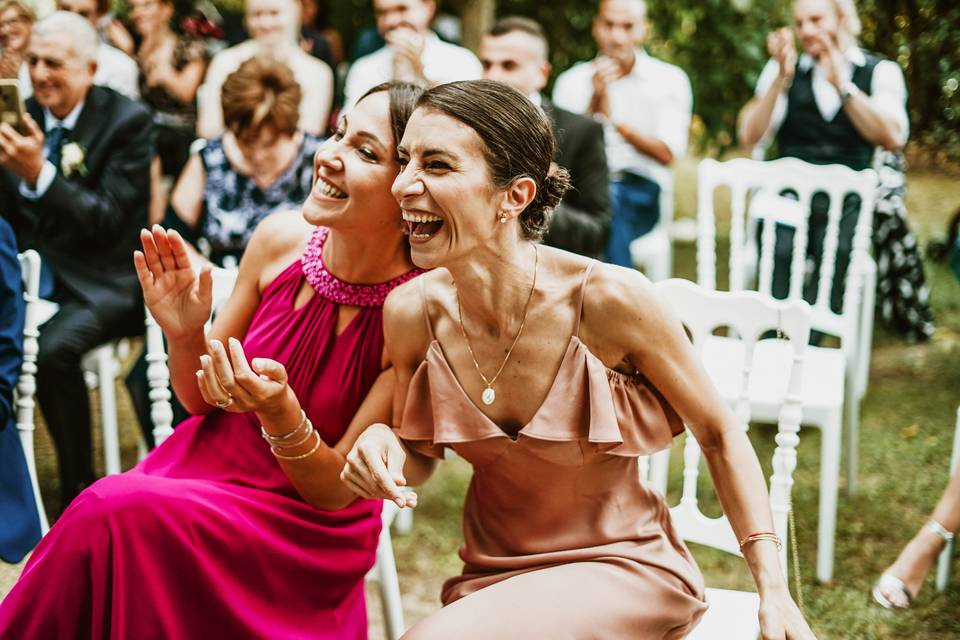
792, 0, 842, 57
246, 0, 298, 45
58, 0, 99, 23
301, 91, 404, 235
393, 107, 507, 269
0, 5, 32, 53
129, 0, 173, 36
26, 33, 95, 118
373, 0, 433, 36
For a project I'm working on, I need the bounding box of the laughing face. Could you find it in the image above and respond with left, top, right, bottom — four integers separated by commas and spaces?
301, 91, 403, 235
393, 107, 505, 270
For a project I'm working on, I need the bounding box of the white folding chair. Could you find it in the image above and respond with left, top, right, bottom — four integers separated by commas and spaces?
696, 157, 877, 582
143, 266, 407, 638
935, 405, 960, 592
145, 266, 239, 446
15, 250, 51, 535
652, 278, 810, 639
630, 181, 674, 281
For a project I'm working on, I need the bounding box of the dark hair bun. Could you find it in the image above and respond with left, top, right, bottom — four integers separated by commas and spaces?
520, 165, 572, 240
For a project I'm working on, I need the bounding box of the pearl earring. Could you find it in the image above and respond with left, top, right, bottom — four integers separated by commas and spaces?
499, 212, 508, 224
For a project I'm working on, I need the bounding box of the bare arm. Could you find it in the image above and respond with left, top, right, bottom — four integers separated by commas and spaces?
170, 153, 206, 229
740, 29, 796, 148
150, 58, 208, 105
612, 123, 673, 166
583, 265, 813, 639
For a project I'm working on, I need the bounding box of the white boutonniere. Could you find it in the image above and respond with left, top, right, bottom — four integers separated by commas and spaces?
60, 142, 87, 178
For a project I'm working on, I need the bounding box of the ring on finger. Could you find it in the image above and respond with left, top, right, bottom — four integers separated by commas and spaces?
215, 395, 234, 409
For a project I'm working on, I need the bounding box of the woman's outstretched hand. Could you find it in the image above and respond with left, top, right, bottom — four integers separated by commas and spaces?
196, 337, 295, 418
759, 589, 817, 639
341, 423, 417, 509
134, 225, 212, 340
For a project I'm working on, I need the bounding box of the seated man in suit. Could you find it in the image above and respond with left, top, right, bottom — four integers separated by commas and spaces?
481, 16, 610, 259
0, 11, 154, 508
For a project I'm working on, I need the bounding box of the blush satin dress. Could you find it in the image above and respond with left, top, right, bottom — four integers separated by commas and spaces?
399, 263, 708, 640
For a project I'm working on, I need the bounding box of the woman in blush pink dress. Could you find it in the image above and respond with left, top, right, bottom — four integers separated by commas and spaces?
342, 80, 815, 640
0, 81, 422, 639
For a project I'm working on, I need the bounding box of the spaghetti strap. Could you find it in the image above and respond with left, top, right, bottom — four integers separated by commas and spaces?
418, 275, 436, 341
572, 261, 597, 337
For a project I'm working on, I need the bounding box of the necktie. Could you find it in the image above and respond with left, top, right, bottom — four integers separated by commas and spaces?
46, 126, 69, 173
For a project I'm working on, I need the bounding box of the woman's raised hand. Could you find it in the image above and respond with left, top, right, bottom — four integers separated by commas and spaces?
341, 424, 417, 509
134, 225, 212, 340
197, 337, 294, 417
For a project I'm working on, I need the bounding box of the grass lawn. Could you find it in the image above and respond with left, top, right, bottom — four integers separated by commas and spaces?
3, 156, 960, 638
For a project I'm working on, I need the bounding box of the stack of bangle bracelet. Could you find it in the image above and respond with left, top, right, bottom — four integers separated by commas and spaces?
738, 531, 783, 552
260, 409, 323, 460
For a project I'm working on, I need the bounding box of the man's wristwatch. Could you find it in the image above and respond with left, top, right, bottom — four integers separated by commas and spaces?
839, 81, 859, 104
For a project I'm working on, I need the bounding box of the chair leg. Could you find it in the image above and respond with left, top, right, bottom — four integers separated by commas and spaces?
649, 449, 671, 496
935, 406, 960, 592
845, 376, 860, 496
97, 347, 121, 476
374, 525, 405, 640
817, 416, 842, 583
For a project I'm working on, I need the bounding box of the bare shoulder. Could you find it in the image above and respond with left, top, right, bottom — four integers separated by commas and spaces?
580, 263, 675, 355
383, 271, 435, 368
241, 210, 313, 288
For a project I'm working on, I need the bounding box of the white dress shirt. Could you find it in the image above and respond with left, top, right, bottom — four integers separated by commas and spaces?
342, 32, 483, 111
753, 47, 909, 155
19, 43, 140, 101
552, 49, 692, 190
19, 99, 85, 200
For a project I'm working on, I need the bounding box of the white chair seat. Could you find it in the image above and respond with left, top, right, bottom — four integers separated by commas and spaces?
703, 336, 845, 420
630, 225, 671, 282
686, 588, 760, 640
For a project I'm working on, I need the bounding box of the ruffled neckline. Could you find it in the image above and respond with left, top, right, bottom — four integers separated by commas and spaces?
301, 226, 424, 308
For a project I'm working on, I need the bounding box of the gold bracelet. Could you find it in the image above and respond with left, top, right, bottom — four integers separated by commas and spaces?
271, 421, 315, 449
261, 409, 307, 443
271, 429, 323, 460
738, 532, 783, 551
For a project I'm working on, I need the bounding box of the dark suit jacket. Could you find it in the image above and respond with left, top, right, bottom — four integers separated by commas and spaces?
541, 97, 611, 259
0, 86, 155, 321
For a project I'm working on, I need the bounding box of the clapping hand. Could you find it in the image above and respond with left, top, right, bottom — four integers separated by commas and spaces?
0, 114, 44, 185
811, 33, 846, 89
341, 423, 418, 509
134, 225, 212, 340
386, 26, 425, 82
196, 336, 294, 416
767, 27, 797, 83
590, 56, 621, 118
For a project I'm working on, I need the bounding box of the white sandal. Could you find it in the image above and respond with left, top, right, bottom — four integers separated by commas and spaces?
871, 519, 955, 610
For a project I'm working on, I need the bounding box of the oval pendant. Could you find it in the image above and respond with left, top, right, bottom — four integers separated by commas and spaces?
481, 387, 496, 405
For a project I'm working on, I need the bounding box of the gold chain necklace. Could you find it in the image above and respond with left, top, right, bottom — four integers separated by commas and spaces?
453, 245, 539, 406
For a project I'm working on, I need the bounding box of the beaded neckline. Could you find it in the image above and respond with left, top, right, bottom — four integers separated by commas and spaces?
301, 226, 423, 308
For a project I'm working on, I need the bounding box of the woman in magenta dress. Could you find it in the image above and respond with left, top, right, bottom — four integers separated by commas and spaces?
0, 81, 423, 639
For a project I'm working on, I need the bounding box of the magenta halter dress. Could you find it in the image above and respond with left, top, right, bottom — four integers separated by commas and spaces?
0, 227, 422, 640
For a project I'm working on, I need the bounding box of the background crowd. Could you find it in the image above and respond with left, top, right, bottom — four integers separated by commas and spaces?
0, 0, 958, 637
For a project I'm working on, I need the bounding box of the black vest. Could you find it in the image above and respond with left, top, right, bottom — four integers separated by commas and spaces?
776, 51, 881, 170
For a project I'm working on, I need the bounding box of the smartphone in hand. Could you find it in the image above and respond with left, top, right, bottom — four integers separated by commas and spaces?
0, 79, 25, 133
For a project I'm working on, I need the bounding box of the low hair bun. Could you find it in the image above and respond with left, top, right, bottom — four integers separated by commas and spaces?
519, 165, 572, 241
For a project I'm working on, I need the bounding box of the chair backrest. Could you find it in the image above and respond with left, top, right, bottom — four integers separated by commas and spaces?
15, 250, 50, 533
653, 278, 811, 574
145, 266, 239, 446
696, 157, 877, 342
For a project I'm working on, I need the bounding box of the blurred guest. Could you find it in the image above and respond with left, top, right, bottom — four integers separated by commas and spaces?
298, 0, 337, 68
553, 0, 691, 269
197, 0, 332, 139
0, 11, 154, 507
0, 216, 41, 565
129, 0, 208, 178
174, 56, 319, 267
342, 0, 481, 110
482, 16, 610, 259
0, 0, 34, 80
54, 0, 140, 99
738, 0, 931, 336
